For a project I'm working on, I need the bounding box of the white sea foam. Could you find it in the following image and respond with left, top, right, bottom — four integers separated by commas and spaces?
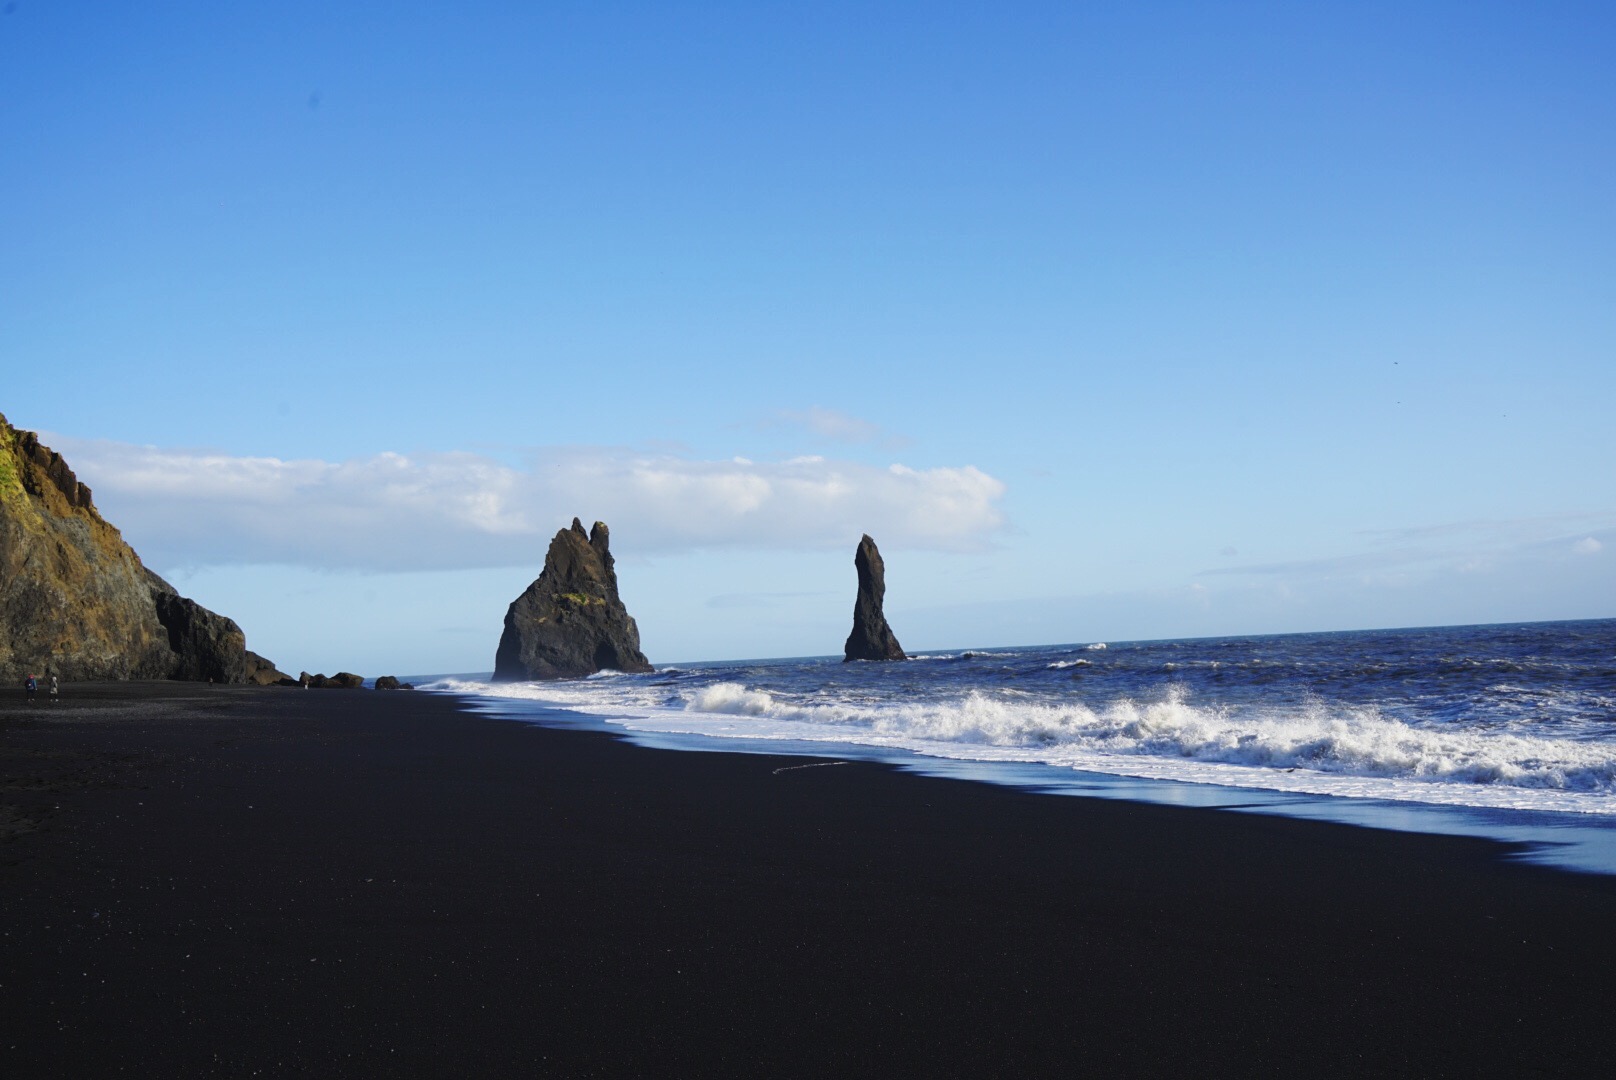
425, 675, 1616, 816
909, 651, 1018, 660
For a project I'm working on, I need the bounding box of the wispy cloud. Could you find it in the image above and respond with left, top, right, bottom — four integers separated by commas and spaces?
1199, 547, 1445, 578
1203, 513, 1616, 582
1355, 512, 1615, 546
768, 407, 910, 448
49, 436, 1006, 572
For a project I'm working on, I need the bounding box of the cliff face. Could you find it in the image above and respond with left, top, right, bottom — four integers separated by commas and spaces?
0, 413, 252, 683
493, 519, 653, 681
147, 569, 248, 683
843, 534, 906, 662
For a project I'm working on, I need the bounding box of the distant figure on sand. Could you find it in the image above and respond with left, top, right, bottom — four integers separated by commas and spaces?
25, 674, 37, 703
49, 675, 59, 704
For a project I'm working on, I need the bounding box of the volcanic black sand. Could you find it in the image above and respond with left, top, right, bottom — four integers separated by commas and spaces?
3, 684, 1615, 1078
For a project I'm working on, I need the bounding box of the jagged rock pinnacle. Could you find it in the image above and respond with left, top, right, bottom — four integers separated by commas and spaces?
843, 534, 906, 662
492, 519, 653, 680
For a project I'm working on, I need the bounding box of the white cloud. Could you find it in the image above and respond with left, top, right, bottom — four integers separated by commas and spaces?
1574, 537, 1603, 555
49, 436, 1007, 572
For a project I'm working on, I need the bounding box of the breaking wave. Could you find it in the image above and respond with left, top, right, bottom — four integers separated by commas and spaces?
674, 682, 1616, 793
425, 622, 1616, 817
428, 676, 1616, 815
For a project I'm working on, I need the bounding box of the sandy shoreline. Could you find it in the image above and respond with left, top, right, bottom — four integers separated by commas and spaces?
4, 682, 1616, 1077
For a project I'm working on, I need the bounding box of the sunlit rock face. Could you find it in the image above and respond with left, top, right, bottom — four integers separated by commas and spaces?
493, 518, 653, 681
0, 412, 252, 683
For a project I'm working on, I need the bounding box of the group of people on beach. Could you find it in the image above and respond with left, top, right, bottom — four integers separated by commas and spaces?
22, 674, 59, 704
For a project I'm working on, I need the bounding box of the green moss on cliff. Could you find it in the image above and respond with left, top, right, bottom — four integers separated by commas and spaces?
0, 420, 26, 507
556, 592, 605, 607
2, 413, 253, 682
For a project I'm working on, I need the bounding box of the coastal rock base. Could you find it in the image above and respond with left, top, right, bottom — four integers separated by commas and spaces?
0, 413, 255, 683
493, 519, 652, 681
843, 534, 906, 662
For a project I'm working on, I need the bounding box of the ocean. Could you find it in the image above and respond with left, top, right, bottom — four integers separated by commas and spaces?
423, 618, 1616, 874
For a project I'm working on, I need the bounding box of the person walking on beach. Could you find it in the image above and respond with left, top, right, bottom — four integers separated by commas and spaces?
25, 674, 37, 704
49, 675, 59, 704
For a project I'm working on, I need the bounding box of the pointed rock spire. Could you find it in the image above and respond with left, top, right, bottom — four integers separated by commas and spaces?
843, 534, 906, 662
493, 519, 652, 680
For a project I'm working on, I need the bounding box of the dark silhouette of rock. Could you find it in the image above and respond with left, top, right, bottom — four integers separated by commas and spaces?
299, 671, 364, 689
843, 534, 906, 662
147, 570, 248, 683
244, 651, 293, 686
375, 675, 414, 690
493, 518, 652, 681
0, 412, 254, 683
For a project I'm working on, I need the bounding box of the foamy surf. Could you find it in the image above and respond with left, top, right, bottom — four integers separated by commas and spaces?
431, 678, 1616, 815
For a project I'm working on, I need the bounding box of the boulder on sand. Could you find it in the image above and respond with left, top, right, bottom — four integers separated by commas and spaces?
299, 671, 364, 689
244, 651, 294, 686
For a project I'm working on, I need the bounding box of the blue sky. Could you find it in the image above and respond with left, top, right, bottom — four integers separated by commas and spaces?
3, 2, 1612, 674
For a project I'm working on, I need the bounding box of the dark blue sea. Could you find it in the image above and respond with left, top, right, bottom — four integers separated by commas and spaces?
426, 619, 1616, 874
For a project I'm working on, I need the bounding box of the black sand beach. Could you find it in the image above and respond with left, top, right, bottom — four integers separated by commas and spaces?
4, 683, 1615, 1078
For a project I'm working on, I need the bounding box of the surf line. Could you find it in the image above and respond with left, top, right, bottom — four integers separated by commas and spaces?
772, 761, 851, 775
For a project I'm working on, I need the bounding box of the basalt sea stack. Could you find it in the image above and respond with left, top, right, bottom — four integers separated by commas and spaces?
0, 412, 263, 683
843, 533, 906, 662
493, 519, 653, 681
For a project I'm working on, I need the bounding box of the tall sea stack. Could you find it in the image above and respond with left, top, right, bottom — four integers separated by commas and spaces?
493, 519, 653, 681
843, 533, 906, 662
0, 412, 259, 683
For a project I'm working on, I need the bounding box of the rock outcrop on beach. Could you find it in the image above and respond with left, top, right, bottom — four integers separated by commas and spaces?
245, 651, 296, 686
147, 570, 249, 683
494, 518, 653, 681
375, 675, 414, 690
299, 671, 365, 689
843, 534, 906, 663
0, 412, 261, 683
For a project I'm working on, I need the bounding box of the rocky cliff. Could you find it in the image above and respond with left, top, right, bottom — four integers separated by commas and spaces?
843, 534, 906, 662
493, 519, 652, 681
0, 412, 258, 683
